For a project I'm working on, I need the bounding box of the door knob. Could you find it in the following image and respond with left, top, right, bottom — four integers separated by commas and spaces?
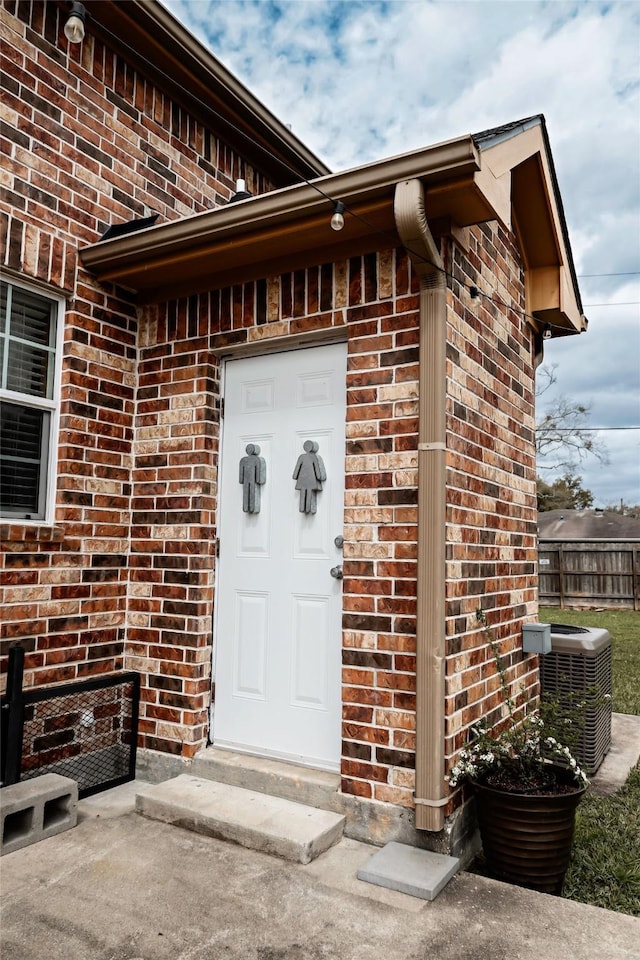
330, 565, 343, 580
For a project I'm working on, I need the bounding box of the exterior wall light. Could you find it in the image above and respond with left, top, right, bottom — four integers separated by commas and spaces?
543, 322, 553, 340
229, 179, 253, 203
330, 201, 345, 231
64, 2, 86, 44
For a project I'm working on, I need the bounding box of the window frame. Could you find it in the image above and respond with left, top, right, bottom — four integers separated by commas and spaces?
0, 276, 65, 525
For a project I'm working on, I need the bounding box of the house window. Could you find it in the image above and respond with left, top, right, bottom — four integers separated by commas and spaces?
0, 279, 63, 522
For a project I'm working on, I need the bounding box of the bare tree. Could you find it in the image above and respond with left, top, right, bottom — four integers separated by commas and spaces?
536, 365, 608, 472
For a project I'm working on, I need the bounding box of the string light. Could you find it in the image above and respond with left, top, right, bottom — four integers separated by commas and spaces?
64, 2, 86, 44
330, 201, 345, 231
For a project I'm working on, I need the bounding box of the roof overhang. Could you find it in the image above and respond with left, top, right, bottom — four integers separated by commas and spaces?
81, 118, 585, 335
81, 135, 487, 301
474, 118, 586, 335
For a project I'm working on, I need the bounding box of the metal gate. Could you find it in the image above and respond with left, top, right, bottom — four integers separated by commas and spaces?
1, 646, 139, 798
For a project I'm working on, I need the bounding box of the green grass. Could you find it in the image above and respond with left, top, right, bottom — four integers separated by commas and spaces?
563, 763, 640, 915
538, 607, 640, 913
539, 607, 640, 716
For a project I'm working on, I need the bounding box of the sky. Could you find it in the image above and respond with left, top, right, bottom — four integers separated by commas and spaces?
163, 0, 640, 508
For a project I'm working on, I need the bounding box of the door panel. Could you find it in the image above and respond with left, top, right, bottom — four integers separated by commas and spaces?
213, 344, 346, 771
233, 592, 268, 700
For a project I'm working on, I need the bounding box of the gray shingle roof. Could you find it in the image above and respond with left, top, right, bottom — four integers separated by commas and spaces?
538, 509, 640, 540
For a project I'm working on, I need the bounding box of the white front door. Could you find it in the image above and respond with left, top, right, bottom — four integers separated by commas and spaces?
213, 343, 346, 771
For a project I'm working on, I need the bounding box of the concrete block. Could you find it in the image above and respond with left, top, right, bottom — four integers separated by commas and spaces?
136, 774, 345, 864
1, 774, 78, 856
357, 841, 460, 900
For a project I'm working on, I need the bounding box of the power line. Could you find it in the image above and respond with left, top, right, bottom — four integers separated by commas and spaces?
583, 301, 640, 307
544, 426, 640, 432
578, 271, 640, 278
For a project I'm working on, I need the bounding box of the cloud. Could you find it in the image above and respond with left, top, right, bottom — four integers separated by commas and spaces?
163, 0, 640, 504
538, 296, 640, 506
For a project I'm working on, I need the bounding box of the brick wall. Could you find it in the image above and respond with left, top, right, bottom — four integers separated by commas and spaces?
131, 231, 537, 796
443, 224, 539, 788
0, 0, 267, 690
128, 257, 391, 758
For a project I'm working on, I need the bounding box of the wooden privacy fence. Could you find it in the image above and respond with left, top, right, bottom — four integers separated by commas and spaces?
539, 540, 640, 610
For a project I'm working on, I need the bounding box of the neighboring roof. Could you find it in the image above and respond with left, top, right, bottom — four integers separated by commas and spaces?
78, 0, 329, 184
538, 510, 640, 540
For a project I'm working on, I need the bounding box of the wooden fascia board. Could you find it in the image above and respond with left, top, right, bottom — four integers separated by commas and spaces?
84, 184, 495, 303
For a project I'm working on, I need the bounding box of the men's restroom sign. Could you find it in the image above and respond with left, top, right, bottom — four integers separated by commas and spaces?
239, 443, 266, 514
292, 440, 327, 515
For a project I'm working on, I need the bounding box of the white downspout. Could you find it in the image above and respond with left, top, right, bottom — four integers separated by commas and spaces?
394, 179, 448, 831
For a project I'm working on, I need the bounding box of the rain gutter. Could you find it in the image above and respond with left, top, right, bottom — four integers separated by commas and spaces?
80, 137, 482, 293
394, 179, 448, 832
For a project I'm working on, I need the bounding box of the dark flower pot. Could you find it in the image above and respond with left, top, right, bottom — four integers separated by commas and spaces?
473, 769, 586, 895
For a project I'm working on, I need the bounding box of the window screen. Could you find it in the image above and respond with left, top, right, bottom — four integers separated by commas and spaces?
0, 281, 59, 520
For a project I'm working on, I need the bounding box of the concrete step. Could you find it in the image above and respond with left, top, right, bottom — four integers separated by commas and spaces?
135, 774, 345, 864
190, 747, 341, 812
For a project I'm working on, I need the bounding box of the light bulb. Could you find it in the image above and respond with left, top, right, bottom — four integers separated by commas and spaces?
543, 323, 552, 340
330, 202, 345, 232
64, 4, 86, 44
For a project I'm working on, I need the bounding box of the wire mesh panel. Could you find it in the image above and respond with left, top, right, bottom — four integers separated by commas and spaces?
17, 673, 139, 798
540, 626, 612, 775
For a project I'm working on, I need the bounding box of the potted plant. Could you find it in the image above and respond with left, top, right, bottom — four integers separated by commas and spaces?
448, 611, 595, 895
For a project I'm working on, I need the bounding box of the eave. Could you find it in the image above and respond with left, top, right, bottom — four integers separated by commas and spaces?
474, 118, 586, 335
81, 136, 488, 303
81, 121, 586, 336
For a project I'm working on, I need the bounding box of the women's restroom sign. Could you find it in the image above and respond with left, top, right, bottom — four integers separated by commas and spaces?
292, 440, 327, 514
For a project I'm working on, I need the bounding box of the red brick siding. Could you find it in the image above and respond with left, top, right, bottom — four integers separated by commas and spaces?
128, 297, 219, 758
443, 224, 539, 786
341, 250, 421, 806
0, 0, 269, 693
127, 251, 423, 761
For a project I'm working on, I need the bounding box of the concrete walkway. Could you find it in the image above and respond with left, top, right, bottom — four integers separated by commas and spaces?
1, 780, 638, 960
